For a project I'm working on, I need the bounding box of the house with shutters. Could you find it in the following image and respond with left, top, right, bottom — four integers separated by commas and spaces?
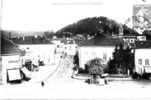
134, 41, 151, 76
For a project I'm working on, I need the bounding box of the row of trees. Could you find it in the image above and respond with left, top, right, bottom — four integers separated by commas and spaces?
107, 44, 134, 74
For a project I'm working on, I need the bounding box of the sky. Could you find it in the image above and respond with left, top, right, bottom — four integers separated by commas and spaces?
1, 0, 151, 32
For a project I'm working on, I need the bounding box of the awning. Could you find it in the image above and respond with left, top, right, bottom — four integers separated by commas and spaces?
7, 68, 22, 82
21, 67, 31, 78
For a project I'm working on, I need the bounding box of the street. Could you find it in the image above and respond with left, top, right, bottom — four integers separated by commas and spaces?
1, 55, 151, 99
1, 79, 151, 99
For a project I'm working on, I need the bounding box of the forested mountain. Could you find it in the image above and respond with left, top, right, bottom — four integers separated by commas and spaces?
56, 16, 139, 37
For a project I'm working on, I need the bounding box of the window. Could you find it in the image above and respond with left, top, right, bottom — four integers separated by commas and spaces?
138, 59, 142, 65
130, 39, 135, 43
103, 53, 107, 61
145, 59, 149, 65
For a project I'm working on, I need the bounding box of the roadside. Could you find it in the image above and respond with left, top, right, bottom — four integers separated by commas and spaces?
72, 73, 135, 82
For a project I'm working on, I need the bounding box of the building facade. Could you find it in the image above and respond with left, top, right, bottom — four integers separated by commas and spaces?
135, 41, 151, 75
79, 46, 114, 69
78, 37, 122, 69
1, 37, 22, 84
19, 44, 56, 65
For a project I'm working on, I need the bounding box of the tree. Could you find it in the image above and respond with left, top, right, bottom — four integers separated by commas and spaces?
73, 52, 79, 71
112, 44, 124, 74
143, 30, 151, 40
123, 47, 134, 75
106, 58, 117, 74
44, 31, 54, 39
86, 58, 106, 79
107, 44, 134, 74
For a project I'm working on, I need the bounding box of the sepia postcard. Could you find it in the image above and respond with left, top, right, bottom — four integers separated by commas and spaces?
1, 0, 151, 100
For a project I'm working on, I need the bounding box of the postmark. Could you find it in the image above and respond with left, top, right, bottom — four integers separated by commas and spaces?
124, 4, 151, 34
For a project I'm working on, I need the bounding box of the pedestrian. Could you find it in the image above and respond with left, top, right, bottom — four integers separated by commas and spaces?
41, 81, 45, 87
104, 79, 108, 84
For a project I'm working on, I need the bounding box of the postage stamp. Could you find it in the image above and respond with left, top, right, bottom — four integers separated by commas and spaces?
125, 4, 151, 34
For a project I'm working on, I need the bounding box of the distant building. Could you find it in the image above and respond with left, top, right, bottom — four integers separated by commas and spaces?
64, 44, 78, 56
137, 35, 146, 41
123, 36, 136, 43
113, 35, 146, 49
134, 41, 151, 75
122, 36, 137, 48
19, 43, 55, 65
79, 37, 123, 69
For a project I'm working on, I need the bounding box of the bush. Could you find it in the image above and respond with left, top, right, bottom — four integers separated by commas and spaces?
86, 58, 105, 75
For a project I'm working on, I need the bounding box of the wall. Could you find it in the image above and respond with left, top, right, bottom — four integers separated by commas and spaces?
79, 46, 114, 69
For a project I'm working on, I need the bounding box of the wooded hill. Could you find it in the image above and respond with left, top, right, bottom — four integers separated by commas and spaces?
56, 16, 139, 37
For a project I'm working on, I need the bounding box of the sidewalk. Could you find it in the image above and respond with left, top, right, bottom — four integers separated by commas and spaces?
72, 73, 133, 81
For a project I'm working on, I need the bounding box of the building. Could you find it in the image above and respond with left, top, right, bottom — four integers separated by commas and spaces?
134, 41, 151, 75
11, 35, 56, 65
1, 37, 23, 84
64, 44, 78, 56
79, 37, 123, 69
19, 44, 56, 65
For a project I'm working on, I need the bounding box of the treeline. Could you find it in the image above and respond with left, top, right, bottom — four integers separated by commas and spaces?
11, 36, 50, 44
1, 30, 50, 44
